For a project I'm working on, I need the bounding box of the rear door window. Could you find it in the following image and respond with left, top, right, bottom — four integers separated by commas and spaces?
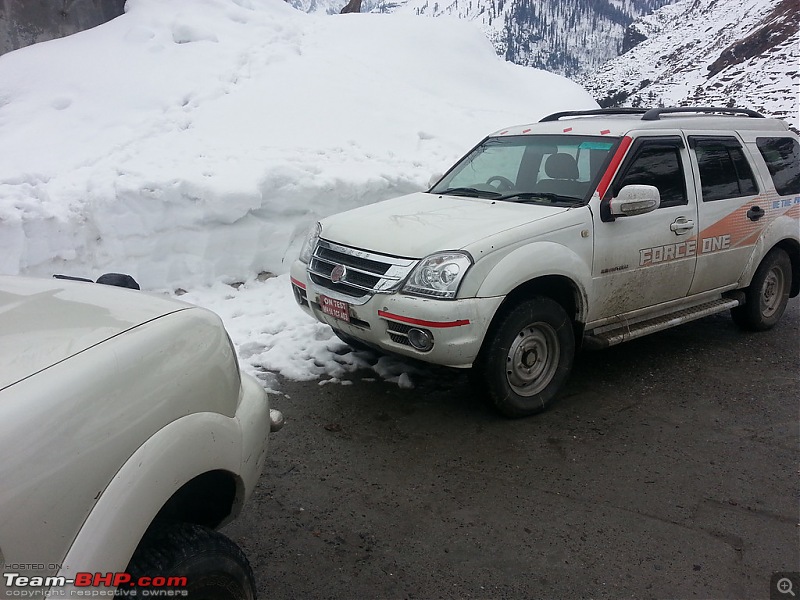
691, 137, 758, 201
756, 137, 800, 195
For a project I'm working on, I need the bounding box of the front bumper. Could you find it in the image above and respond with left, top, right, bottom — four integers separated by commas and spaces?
236, 373, 279, 506
290, 260, 502, 368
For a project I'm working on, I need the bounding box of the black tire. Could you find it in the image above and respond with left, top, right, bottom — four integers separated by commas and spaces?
730, 248, 792, 331
120, 522, 256, 600
476, 297, 575, 418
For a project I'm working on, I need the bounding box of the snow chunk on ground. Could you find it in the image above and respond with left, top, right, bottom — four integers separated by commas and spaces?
176, 273, 419, 388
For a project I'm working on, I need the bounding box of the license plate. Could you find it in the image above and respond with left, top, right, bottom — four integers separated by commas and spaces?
319, 294, 351, 323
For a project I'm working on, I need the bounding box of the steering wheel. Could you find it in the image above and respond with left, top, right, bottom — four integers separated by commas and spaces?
486, 176, 514, 192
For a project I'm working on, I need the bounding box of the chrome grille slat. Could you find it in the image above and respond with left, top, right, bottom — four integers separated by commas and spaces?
308, 268, 375, 292
308, 239, 417, 302
311, 255, 402, 280
316, 246, 392, 275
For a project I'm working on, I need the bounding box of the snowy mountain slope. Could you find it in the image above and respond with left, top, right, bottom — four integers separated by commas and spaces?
0, 0, 596, 291
287, 0, 676, 76
579, 0, 799, 127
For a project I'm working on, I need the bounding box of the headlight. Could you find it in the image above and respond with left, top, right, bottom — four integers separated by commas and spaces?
402, 251, 473, 299
299, 222, 321, 264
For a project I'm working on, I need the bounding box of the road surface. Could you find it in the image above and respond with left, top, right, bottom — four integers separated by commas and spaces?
226, 299, 799, 599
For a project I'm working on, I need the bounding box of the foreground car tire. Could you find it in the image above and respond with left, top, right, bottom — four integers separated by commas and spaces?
731, 248, 792, 331
121, 522, 256, 600
477, 297, 575, 418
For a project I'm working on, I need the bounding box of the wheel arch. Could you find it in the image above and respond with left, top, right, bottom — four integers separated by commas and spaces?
774, 238, 800, 297
151, 469, 243, 530
480, 274, 587, 357
56, 412, 246, 582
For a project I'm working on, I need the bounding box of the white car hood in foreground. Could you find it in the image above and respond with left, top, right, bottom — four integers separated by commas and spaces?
320, 192, 567, 258
0, 276, 190, 390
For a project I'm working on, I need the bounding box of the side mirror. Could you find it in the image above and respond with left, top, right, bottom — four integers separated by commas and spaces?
610, 184, 660, 217
427, 173, 443, 189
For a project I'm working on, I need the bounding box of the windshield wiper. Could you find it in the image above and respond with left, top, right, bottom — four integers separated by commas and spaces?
494, 192, 582, 205
436, 187, 502, 199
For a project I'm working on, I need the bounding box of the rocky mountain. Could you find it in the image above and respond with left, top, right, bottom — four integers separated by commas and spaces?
0, 0, 125, 56
287, 0, 675, 77
578, 0, 799, 127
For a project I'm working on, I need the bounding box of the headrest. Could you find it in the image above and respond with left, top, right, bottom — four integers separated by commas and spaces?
544, 153, 579, 180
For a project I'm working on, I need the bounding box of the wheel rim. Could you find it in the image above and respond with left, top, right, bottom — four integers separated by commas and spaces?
760, 265, 786, 318
505, 321, 559, 397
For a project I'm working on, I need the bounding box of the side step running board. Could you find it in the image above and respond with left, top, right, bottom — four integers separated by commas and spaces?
583, 298, 741, 349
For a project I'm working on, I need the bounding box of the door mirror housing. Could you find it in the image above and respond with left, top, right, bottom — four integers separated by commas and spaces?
610, 185, 660, 217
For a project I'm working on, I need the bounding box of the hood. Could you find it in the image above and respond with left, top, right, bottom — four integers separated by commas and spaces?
0, 276, 191, 390
319, 192, 567, 258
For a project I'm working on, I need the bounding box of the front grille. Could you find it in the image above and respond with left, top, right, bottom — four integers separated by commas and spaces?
316, 246, 391, 276
309, 273, 370, 298
308, 239, 417, 301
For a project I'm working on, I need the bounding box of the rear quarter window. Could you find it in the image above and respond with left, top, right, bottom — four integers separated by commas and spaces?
756, 137, 800, 195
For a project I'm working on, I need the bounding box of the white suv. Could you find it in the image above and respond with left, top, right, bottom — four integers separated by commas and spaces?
291, 107, 799, 417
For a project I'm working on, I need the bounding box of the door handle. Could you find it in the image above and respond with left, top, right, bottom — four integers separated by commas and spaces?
670, 217, 695, 235
747, 206, 764, 221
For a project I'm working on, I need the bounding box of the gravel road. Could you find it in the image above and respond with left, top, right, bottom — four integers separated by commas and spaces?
226, 299, 799, 600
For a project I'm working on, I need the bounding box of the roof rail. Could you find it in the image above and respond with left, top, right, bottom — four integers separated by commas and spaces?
641, 107, 765, 120
539, 108, 648, 122
539, 106, 767, 123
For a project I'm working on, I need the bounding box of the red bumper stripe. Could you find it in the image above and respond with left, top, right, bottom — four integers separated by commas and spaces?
377, 310, 470, 328
290, 277, 306, 290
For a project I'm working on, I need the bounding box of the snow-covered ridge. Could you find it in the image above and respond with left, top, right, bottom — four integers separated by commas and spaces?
578, 0, 799, 128
0, 0, 596, 291
288, 0, 676, 77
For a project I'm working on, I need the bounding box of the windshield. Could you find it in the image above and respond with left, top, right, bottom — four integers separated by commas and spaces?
430, 135, 620, 205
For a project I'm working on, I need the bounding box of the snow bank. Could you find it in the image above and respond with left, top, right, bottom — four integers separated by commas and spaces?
0, 0, 596, 290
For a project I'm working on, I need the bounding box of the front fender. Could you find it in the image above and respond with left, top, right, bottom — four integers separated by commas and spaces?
474, 241, 591, 322
56, 412, 245, 583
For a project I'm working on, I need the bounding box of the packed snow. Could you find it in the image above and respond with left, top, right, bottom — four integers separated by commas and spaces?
0, 0, 597, 387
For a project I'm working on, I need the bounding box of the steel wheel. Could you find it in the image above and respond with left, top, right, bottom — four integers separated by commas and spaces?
506, 322, 560, 396
758, 264, 786, 319
476, 296, 575, 418
731, 248, 792, 331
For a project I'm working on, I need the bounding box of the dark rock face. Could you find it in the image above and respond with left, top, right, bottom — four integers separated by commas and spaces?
706, 0, 798, 77
359, 0, 677, 77
0, 0, 126, 56
621, 23, 648, 53
340, 0, 363, 12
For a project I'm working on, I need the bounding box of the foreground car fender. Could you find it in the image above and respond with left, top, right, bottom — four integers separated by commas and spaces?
56, 378, 269, 585
0, 279, 273, 594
